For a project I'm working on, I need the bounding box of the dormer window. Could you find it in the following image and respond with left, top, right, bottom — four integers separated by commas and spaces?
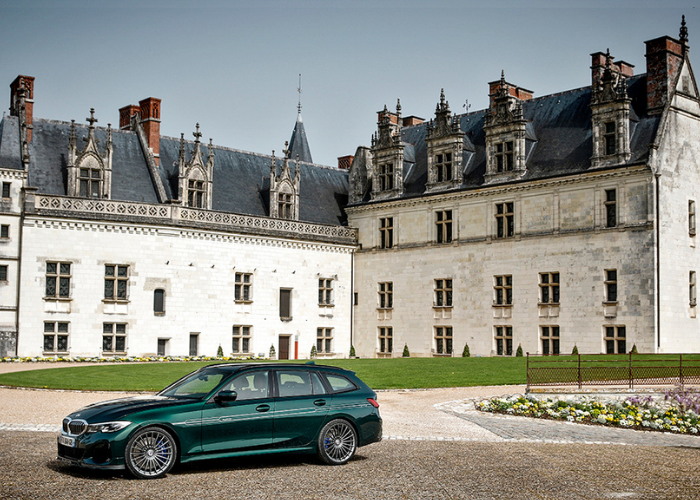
278, 192, 293, 219
79, 165, 102, 198
379, 163, 394, 191
435, 153, 452, 182
495, 141, 514, 172
269, 143, 301, 220
604, 122, 616, 156
187, 179, 205, 208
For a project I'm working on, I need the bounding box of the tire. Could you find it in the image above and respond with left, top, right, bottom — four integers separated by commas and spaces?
124, 427, 177, 479
317, 419, 357, 465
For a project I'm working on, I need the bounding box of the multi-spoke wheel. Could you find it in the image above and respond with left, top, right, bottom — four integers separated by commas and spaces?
317, 419, 357, 465
125, 427, 177, 479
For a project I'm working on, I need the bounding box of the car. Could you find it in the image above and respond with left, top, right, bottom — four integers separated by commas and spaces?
57, 362, 382, 478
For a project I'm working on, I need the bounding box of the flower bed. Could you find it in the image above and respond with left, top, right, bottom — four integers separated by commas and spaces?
477, 387, 700, 435
1, 355, 263, 363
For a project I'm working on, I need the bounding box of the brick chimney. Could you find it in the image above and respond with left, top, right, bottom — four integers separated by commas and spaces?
488, 76, 533, 108
645, 35, 685, 113
10, 75, 35, 143
402, 115, 424, 126
119, 97, 161, 165
591, 51, 635, 89
337, 155, 354, 170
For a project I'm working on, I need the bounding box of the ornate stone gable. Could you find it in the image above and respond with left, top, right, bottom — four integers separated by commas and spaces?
370, 100, 405, 200
67, 108, 113, 199
590, 50, 632, 169
348, 146, 372, 204
483, 73, 531, 184
425, 89, 465, 192
269, 142, 301, 220
177, 124, 214, 209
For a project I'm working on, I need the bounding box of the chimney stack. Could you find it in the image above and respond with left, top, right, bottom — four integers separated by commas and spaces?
337, 155, 354, 170
119, 97, 161, 165
645, 35, 684, 113
591, 51, 635, 89
488, 77, 533, 108
10, 75, 35, 143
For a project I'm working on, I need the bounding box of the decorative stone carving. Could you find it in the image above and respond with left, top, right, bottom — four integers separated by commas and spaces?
177, 124, 214, 209
370, 100, 404, 200
425, 89, 464, 192
269, 142, 301, 220
67, 109, 113, 199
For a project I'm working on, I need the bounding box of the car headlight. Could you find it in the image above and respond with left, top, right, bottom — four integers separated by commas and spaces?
86, 421, 131, 433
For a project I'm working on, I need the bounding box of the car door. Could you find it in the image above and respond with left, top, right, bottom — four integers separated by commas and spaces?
200, 370, 275, 453
272, 369, 331, 448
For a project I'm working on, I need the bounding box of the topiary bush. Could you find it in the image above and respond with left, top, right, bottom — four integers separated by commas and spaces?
462, 343, 470, 358
310, 345, 317, 359
349, 345, 356, 357
216, 345, 224, 357
631, 344, 638, 354
572, 345, 579, 355
402, 344, 410, 357
269, 344, 276, 360
516, 343, 523, 357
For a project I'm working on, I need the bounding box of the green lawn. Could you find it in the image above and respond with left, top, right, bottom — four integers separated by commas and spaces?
0, 357, 528, 391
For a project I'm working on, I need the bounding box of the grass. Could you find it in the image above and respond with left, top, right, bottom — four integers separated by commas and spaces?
0, 357, 528, 391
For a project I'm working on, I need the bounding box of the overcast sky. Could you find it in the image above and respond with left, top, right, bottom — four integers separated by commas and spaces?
1, 0, 698, 167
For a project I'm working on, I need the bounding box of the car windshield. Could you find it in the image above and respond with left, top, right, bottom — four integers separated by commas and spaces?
158, 369, 229, 399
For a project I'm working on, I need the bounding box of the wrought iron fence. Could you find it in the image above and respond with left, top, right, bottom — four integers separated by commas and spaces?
526, 353, 700, 390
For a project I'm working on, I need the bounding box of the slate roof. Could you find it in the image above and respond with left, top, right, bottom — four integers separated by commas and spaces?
288, 113, 313, 164
351, 74, 660, 205
0, 115, 349, 226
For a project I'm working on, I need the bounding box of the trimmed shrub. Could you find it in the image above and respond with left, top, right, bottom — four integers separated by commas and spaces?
310, 345, 317, 359
631, 344, 638, 354
462, 343, 470, 358
402, 344, 410, 357
269, 344, 276, 360
572, 345, 579, 355
216, 345, 224, 357
349, 345, 356, 357
516, 344, 524, 357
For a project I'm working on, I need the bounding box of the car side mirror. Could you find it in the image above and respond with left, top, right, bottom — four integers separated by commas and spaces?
214, 390, 238, 405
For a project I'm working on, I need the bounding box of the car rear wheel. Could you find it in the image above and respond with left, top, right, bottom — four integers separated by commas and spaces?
125, 427, 177, 479
317, 419, 357, 465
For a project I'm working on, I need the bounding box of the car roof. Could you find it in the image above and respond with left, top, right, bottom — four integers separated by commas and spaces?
199, 362, 354, 375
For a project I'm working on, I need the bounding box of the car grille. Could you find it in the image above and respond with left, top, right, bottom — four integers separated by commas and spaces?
63, 418, 88, 435
58, 443, 84, 460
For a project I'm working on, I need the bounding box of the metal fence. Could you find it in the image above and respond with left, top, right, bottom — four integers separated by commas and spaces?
526, 353, 700, 390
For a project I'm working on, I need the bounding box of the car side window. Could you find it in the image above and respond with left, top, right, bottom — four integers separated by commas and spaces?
223, 370, 269, 401
310, 372, 327, 395
276, 370, 327, 397
324, 374, 357, 393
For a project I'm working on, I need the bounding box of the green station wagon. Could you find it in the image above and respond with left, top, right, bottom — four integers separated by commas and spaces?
57, 363, 382, 478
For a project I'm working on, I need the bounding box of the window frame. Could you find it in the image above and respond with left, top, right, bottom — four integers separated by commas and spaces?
232, 325, 252, 355
435, 210, 453, 244
378, 162, 394, 191
0, 224, 9, 239
495, 141, 514, 173
435, 152, 453, 183
434, 279, 453, 307
154, 288, 165, 315
278, 192, 293, 219
187, 179, 205, 208
79, 166, 103, 198
102, 322, 127, 355
378, 327, 393, 354
318, 278, 334, 307
604, 189, 617, 228
493, 275, 513, 306
0, 264, 8, 282
494, 326, 513, 356
495, 202, 514, 238
604, 121, 616, 156
690, 200, 696, 236
539, 272, 560, 305
541, 325, 560, 355
434, 326, 453, 355
279, 288, 292, 320
1, 182, 10, 199
604, 269, 618, 304
378, 282, 393, 309
45, 261, 71, 300
379, 217, 394, 249
604, 325, 626, 354
234, 272, 253, 303
691, 271, 697, 307
316, 327, 333, 354
104, 264, 129, 302
43, 321, 69, 354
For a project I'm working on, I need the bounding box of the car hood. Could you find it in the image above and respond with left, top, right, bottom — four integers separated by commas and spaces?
66, 395, 199, 422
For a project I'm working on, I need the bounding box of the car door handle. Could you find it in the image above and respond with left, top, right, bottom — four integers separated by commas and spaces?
256, 404, 271, 412
313, 399, 327, 407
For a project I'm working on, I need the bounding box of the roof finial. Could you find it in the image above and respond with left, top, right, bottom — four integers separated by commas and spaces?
193, 123, 202, 144
680, 15, 689, 45
297, 73, 302, 116
86, 108, 98, 128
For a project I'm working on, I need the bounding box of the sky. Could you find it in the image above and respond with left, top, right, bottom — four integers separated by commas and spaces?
0, 0, 698, 167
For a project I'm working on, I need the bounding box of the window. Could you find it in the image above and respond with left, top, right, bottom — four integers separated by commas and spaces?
232, 325, 251, 354
235, 272, 252, 302
225, 370, 270, 400
379, 163, 394, 191
690, 200, 696, 236
435, 279, 453, 307
187, 179, 205, 208
435, 153, 452, 182
103, 323, 127, 354
104, 265, 128, 301
79, 167, 102, 198
280, 288, 292, 319
189, 334, 198, 356
604, 325, 626, 354
378, 327, 393, 353
378, 282, 393, 309
44, 321, 69, 353
495, 326, 513, 356
691, 271, 697, 307
605, 269, 617, 303
317, 328, 333, 354
158, 339, 169, 356
541, 326, 560, 355
495, 141, 514, 172
154, 289, 165, 314
1, 182, 10, 199
0, 225, 8, 239
539, 272, 560, 304
436, 210, 453, 244
494, 275, 512, 306
435, 326, 453, 355
277, 370, 325, 398
604, 121, 616, 156
379, 217, 393, 249
605, 189, 617, 228
0, 265, 7, 282
46, 262, 71, 299
318, 278, 333, 306
278, 193, 293, 219
496, 202, 514, 238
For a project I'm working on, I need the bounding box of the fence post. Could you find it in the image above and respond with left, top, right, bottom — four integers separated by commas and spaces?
629, 351, 633, 389
526, 353, 530, 392
680, 353, 684, 388
578, 353, 582, 389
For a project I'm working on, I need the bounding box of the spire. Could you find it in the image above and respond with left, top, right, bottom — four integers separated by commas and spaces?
288, 75, 313, 163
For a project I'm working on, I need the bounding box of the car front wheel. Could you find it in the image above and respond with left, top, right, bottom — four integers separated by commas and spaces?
125, 426, 177, 479
317, 419, 357, 465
